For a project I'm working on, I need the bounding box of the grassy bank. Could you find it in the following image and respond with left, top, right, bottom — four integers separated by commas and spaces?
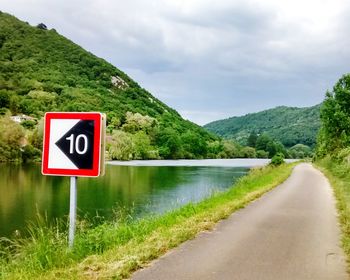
0, 163, 297, 280
316, 152, 350, 269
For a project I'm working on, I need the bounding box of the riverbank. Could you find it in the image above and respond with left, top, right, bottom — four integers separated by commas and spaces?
0, 163, 249, 238
0, 162, 297, 279
108, 158, 299, 167
316, 154, 350, 271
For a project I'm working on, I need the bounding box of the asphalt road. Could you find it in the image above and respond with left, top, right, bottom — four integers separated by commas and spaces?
132, 163, 348, 280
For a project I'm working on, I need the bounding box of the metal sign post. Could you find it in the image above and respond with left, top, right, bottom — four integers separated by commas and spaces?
69, 176, 77, 248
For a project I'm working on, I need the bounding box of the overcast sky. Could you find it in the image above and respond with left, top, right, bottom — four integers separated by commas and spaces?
1, 0, 349, 125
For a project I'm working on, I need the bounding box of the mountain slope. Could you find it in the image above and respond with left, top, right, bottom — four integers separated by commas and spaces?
204, 105, 321, 148
0, 12, 180, 120
0, 12, 218, 159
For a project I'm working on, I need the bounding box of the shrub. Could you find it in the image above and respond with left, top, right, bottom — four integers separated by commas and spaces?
107, 130, 133, 160
239, 146, 256, 158
256, 150, 269, 158
270, 153, 285, 166
36, 23, 47, 30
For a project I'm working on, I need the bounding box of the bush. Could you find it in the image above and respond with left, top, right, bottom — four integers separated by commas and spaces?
21, 120, 36, 130
256, 150, 269, 158
289, 144, 312, 159
21, 145, 41, 162
270, 153, 285, 166
0, 117, 24, 161
132, 131, 158, 159
107, 130, 133, 160
239, 146, 256, 158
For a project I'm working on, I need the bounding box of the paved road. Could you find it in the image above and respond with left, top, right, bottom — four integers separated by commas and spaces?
132, 163, 348, 280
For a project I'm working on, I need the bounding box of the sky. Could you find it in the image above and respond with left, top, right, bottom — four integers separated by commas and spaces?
1, 0, 349, 125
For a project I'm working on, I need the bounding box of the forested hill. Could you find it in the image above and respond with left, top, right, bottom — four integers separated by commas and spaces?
0, 12, 220, 160
0, 12, 184, 121
204, 104, 321, 148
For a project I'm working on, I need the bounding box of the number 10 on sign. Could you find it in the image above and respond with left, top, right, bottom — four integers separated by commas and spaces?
66, 134, 88, 154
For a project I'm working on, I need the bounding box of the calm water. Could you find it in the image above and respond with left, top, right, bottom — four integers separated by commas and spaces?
0, 159, 272, 238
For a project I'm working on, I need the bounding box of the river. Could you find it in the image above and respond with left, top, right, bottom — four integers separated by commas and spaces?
0, 159, 274, 238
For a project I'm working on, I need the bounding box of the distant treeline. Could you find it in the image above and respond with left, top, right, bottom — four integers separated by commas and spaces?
0, 110, 312, 163
204, 104, 321, 148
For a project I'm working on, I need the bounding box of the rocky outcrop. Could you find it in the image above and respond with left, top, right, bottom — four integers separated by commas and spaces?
111, 76, 128, 89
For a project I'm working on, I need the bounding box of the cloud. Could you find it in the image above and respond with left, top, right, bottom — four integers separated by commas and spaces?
1, 0, 350, 124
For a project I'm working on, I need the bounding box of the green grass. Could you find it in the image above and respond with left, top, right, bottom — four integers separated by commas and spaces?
0, 163, 297, 280
316, 154, 350, 270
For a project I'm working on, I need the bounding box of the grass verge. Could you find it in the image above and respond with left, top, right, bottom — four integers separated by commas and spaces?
315, 153, 350, 270
0, 162, 297, 280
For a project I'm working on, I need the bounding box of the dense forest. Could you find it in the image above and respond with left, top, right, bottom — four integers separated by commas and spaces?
204, 105, 321, 148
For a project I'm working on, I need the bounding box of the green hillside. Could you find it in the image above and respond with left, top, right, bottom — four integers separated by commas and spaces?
0, 12, 223, 161
204, 104, 321, 148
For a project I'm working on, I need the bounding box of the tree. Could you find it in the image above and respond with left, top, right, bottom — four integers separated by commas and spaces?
28, 118, 44, 150
317, 74, 350, 156
247, 132, 258, 147
156, 128, 183, 159
0, 117, 24, 161
256, 134, 271, 151
289, 144, 312, 158
132, 131, 158, 159
240, 146, 256, 158
181, 131, 208, 158
0, 90, 10, 108
256, 133, 287, 158
108, 130, 133, 160
107, 116, 121, 134
207, 141, 223, 158
220, 140, 240, 158
122, 112, 157, 134
21, 144, 41, 162
266, 140, 287, 158
256, 150, 269, 158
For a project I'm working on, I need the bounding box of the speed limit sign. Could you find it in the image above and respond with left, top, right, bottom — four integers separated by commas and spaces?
42, 112, 105, 177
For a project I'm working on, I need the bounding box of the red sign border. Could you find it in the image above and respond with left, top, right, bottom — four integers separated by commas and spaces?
42, 112, 102, 177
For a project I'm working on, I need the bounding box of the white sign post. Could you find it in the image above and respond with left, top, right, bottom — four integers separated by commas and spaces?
42, 112, 105, 248
69, 176, 77, 248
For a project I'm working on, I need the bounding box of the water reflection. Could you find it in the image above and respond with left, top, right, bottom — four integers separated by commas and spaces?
0, 163, 248, 237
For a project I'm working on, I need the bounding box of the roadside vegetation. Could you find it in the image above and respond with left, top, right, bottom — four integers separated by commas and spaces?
269, 153, 285, 166
0, 162, 297, 279
315, 73, 350, 268
316, 153, 350, 264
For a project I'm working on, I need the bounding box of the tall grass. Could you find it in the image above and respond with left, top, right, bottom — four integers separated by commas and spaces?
316, 151, 350, 269
0, 163, 297, 280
